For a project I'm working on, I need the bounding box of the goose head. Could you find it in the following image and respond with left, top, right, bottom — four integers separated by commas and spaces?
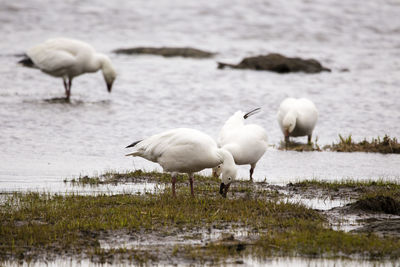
99, 54, 117, 92
219, 166, 237, 198
282, 111, 296, 140
217, 149, 237, 198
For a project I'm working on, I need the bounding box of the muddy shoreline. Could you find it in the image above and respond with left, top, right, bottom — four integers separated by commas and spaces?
2, 171, 400, 265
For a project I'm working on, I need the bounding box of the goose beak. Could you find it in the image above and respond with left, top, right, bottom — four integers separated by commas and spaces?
219, 183, 231, 198
107, 81, 113, 93
219, 183, 225, 195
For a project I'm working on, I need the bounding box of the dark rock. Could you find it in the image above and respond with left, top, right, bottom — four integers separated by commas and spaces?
217, 53, 331, 73
113, 47, 215, 58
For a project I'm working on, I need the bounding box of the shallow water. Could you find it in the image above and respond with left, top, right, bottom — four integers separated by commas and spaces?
0, 1, 400, 264
1, 0, 400, 190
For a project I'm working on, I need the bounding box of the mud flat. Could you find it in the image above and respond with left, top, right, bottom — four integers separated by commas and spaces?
2, 171, 400, 265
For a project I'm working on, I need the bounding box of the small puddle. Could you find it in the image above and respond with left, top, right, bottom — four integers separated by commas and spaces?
0, 182, 164, 196
99, 227, 259, 250
283, 193, 349, 210
63, 182, 165, 196
326, 208, 400, 233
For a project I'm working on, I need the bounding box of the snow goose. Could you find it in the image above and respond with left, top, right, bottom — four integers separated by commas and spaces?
277, 98, 318, 144
212, 108, 268, 181
125, 128, 237, 198
18, 38, 117, 101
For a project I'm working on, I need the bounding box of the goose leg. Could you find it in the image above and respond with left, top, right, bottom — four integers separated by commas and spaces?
63, 78, 68, 96
308, 134, 312, 145
189, 173, 194, 197
249, 164, 256, 181
171, 172, 177, 197
66, 78, 72, 101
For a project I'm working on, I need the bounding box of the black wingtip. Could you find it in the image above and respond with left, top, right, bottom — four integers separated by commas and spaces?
244, 107, 261, 119
125, 140, 142, 148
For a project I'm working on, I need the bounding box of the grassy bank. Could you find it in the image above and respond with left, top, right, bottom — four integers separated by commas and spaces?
279, 135, 400, 153
324, 135, 400, 153
2, 172, 400, 264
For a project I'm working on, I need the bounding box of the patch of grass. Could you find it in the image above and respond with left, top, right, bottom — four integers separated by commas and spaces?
186, 222, 400, 263
324, 135, 400, 153
277, 135, 400, 154
64, 170, 221, 186
4, 172, 400, 264
0, 190, 321, 263
3, 172, 400, 264
293, 179, 400, 191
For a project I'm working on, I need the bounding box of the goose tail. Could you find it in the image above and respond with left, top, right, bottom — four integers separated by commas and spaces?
125, 151, 140, 157
126, 140, 142, 148
18, 55, 36, 68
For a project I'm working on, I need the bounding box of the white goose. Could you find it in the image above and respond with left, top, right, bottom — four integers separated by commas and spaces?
277, 98, 318, 144
125, 128, 237, 197
18, 38, 117, 101
212, 108, 268, 181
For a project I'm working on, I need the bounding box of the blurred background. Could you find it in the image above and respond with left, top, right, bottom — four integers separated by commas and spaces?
0, 0, 399, 191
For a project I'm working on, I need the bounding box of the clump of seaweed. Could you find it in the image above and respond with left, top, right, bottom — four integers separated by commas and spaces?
324, 135, 400, 153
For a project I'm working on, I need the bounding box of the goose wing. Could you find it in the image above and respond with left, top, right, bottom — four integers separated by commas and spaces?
27, 46, 76, 74
128, 128, 216, 163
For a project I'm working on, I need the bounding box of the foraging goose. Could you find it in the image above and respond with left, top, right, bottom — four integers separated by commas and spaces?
277, 98, 318, 144
18, 38, 117, 101
125, 128, 237, 197
212, 108, 268, 181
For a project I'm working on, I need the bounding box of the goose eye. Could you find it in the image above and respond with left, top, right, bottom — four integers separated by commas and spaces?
228, 177, 231, 181
217, 166, 221, 169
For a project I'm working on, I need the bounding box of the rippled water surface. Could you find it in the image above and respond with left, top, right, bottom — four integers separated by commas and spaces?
1, 0, 400, 192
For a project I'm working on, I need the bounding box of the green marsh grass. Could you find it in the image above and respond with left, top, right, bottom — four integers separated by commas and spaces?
325, 135, 400, 153
3, 171, 400, 263
64, 169, 221, 186
278, 135, 400, 153
294, 179, 400, 191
